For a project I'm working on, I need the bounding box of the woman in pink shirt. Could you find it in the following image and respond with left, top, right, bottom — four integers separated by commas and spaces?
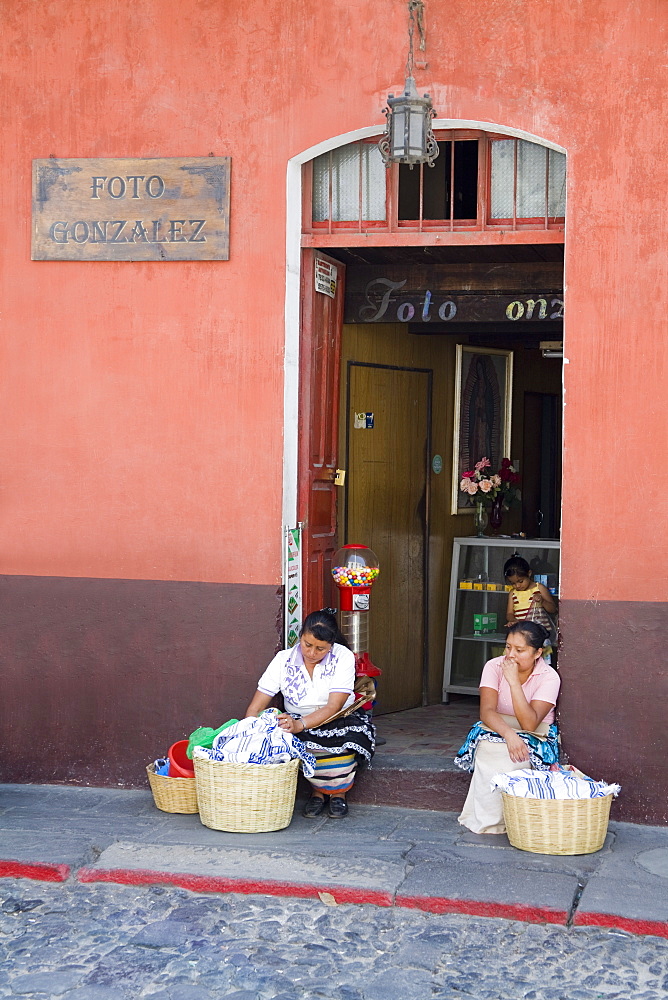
455, 621, 561, 835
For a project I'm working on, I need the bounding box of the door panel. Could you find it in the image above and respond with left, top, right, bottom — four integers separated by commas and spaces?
298, 251, 346, 612
345, 363, 431, 713
522, 391, 562, 538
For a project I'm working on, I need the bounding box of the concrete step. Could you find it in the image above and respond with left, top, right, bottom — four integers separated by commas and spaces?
299, 755, 470, 812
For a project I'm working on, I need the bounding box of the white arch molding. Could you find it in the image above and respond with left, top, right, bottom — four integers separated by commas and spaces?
282, 120, 567, 532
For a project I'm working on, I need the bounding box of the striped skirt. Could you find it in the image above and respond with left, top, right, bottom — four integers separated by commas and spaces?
308, 751, 358, 794
300, 710, 375, 795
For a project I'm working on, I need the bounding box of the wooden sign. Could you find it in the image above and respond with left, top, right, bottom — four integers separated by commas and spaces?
32, 157, 231, 261
344, 264, 564, 325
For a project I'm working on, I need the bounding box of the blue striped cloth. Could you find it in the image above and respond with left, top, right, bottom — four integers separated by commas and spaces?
192, 712, 317, 777
491, 767, 620, 799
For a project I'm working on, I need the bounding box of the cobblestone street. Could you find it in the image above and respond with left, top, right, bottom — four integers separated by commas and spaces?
1, 880, 667, 1000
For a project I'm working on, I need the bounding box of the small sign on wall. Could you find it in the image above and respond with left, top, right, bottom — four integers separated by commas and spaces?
315, 258, 337, 298
32, 157, 231, 261
284, 525, 302, 648
354, 412, 374, 429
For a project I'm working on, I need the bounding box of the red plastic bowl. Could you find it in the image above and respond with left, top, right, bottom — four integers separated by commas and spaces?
168, 739, 195, 778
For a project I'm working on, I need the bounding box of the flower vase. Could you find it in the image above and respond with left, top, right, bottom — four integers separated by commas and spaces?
489, 496, 504, 534
473, 502, 488, 537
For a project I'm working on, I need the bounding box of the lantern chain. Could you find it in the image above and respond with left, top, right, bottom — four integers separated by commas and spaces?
406, 0, 426, 80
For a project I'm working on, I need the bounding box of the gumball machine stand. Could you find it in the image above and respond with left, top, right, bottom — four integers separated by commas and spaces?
331, 544, 382, 707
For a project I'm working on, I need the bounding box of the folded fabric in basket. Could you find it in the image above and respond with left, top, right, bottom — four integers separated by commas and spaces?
192, 712, 317, 778
491, 768, 621, 800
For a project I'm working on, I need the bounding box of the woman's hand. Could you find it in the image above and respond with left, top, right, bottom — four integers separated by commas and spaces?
501, 655, 521, 686
505, 731, 530, 763
277, 713, 304, 735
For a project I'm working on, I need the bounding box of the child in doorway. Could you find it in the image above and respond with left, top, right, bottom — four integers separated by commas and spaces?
504, 556, 558, 628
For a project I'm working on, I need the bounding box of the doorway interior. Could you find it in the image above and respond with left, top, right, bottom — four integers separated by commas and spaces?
322, 243, 564, 723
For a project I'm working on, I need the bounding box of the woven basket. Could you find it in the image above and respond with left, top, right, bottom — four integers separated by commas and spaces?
502, 791, 612, 855
193, 756, 299, 833
146, 763, 199, 814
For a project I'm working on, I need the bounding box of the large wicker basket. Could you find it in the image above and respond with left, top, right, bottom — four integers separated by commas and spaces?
502, 791, 612, 855
146, 763, 199, 814
193, 756, 300, 833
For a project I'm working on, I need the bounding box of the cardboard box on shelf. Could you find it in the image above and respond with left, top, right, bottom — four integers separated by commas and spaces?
473, 612, 497, 635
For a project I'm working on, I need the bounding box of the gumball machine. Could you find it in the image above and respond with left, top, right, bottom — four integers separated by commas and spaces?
331, 544, 382, 704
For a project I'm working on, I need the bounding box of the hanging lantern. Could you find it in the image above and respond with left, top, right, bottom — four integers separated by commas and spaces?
378, 1, 439, 169
379, 77, 438, 168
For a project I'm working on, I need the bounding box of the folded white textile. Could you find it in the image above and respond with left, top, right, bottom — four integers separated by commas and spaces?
491, 768, 621, 800
192, 711, 316, 777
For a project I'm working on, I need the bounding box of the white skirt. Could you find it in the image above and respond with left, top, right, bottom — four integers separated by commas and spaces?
458, 716, 550, 835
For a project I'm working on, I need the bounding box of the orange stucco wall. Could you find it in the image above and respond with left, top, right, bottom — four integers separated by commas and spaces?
1, 0, 666, 599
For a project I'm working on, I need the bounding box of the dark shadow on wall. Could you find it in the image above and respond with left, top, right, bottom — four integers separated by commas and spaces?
0, 576, 282, 787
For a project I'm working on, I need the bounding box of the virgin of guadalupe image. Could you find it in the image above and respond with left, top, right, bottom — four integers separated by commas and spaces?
461, 354, 502, 473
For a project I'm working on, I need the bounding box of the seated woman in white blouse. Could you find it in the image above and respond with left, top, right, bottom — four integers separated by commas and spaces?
245, 609, 375, 819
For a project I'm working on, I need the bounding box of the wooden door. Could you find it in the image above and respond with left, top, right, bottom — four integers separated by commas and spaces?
298, 250, 346, 612
345, 363, 431, 714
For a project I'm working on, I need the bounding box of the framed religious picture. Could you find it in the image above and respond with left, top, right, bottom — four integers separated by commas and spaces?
451, 345, 514, 514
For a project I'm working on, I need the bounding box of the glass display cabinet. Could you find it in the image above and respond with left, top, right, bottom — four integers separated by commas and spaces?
442, 537, 560, 699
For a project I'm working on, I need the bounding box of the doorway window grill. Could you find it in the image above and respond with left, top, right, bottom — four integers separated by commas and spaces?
490, 139, 566, 223
398, 140, 479, 223
307, 132, 565, 234
312, 142, 386, 223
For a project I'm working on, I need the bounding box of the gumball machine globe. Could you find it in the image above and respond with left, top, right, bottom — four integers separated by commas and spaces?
331, 545, 380, 588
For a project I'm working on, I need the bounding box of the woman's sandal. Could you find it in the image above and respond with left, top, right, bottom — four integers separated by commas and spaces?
302, 795, 326, 818
328, 796, 349, 818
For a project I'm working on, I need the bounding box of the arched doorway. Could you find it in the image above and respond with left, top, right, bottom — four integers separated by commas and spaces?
288, 123, 565, 717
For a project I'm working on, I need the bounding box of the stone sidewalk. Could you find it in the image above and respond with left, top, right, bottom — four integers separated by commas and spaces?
0, 784, 666, 938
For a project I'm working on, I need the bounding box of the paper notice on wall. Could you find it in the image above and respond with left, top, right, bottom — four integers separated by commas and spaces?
315, 258, 337, 298
284, 525, 302, 648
